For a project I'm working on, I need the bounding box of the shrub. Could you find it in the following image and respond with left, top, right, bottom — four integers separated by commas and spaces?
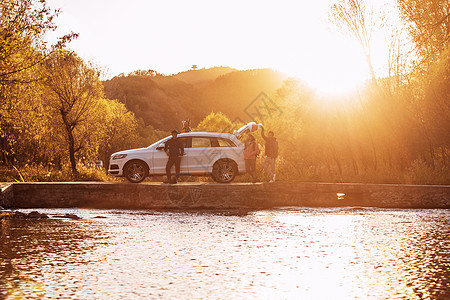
0, 165, 119, 182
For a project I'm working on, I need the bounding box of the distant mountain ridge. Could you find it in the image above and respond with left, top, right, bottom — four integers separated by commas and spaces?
103, 67, 287, 131
173, 66, 237, 87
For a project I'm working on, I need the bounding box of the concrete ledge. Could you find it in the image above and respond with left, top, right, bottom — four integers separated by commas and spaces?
0, 183, 13, 207
2, 182, 450, 209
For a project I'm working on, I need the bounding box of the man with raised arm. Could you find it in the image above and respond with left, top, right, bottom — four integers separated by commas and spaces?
261, 127, 278, 182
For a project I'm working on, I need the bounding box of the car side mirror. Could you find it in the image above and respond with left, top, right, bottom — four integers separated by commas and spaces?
156, 146, 164, 151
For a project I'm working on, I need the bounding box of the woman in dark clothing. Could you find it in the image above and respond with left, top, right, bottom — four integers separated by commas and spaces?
244, 134, 259, 183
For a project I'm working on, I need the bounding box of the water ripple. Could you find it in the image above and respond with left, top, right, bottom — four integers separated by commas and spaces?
0, 208, 449, 299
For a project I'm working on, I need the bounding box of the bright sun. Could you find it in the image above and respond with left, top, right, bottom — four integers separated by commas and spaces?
279, 33, 372, 97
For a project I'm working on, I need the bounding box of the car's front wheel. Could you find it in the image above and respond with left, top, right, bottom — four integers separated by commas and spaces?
124, 160, 148, 183
212, 159, 237, 183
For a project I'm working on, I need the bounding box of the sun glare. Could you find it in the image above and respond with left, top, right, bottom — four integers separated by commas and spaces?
281, 35, 370, 98
45, 0, 394, 100
246, 0, 383, 98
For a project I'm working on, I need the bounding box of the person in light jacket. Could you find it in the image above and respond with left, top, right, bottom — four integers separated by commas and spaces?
244, 134, 259, 183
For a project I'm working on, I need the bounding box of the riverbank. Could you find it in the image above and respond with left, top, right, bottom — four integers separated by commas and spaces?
1, 182, 449, 209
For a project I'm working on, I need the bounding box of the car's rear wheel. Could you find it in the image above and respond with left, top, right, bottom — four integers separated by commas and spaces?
124, 160, 148, 183
212, 159, 237, 183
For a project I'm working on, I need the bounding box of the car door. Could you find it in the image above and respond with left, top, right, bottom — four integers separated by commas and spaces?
151, 137, 190, 175
216, 137, 241, 159
215, 137, 245, 173
187, 136, 216, 174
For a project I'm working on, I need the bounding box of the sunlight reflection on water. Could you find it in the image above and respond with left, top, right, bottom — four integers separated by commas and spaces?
0, 208, 449, 299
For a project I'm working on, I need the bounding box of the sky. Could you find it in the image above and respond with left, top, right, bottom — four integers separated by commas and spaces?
45, 0, 395, 95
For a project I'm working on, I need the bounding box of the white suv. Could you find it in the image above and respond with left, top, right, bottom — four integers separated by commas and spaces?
109, 131, 247, 183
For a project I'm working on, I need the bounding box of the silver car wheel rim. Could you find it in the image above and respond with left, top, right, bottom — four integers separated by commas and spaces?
128, 164, 144, 181
218, 163, 234, 182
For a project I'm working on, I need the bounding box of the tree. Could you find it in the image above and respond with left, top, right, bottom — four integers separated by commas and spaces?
0, 0, 76, 102
329, 0, 381, 85
0, 0, 76, 165
43, 51, 103, 174
395, 0, 449, 169
194, 112, 239, 133
397, 0, 449, 69
96, 98, 140, 168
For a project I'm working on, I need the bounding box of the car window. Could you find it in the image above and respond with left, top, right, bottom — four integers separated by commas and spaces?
191, 137, 211, 148
217, 138, 236, 147
178, 137, 190, 148
161, 137, 190, 148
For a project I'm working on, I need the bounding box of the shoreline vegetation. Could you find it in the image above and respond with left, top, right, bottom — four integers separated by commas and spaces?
0, 1, 448, 186
0, 162, 448, 185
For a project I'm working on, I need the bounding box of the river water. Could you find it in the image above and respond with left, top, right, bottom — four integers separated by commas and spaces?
0, 208, 449, 299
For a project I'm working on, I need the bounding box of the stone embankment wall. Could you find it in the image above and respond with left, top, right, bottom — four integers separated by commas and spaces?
0, 183, 13, 208
1, 182, 449, 209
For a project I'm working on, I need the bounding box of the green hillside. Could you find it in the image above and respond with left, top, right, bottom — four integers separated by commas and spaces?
104, 67, 287, 131
201, 69, 287, 119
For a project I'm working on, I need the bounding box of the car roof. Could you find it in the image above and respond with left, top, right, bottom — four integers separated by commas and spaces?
148, 131, 243, 148
177, 132, 235, 138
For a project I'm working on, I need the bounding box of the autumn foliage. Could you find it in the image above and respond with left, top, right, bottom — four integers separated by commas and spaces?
0, 0, 448, 184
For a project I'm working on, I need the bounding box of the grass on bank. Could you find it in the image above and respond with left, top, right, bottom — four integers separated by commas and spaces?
0, 157, 448, 185
0, 165, 117, 182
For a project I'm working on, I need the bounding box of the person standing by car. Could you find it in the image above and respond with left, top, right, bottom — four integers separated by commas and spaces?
261, 127, 278, 182
164, 130, 184, 184
244, 134, 259, 183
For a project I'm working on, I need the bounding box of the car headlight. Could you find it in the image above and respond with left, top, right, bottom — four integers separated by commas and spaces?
112, 154, 127, 160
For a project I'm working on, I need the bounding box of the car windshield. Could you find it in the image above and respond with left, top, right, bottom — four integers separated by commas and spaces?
148, 136, 171, 148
